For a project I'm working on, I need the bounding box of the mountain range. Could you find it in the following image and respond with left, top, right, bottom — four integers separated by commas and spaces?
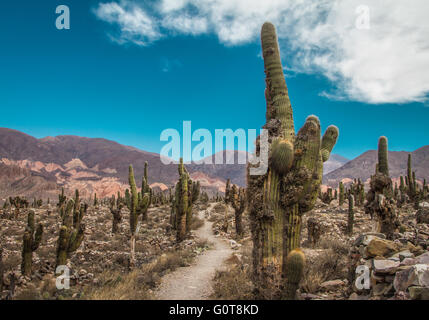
0, 127, 428, 199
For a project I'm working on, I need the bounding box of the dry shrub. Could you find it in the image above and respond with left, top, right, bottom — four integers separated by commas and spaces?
301, 242, 349, 294
213, 203, 225, 213
211, 248, 255, 300
83, 270, 153, 300
191, 216, 205, 230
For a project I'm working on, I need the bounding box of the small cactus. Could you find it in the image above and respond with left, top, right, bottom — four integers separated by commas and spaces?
109, 195, 123, 234
283, 249, 306, 300
339, 181, 345, 206
21, 210, 44, 276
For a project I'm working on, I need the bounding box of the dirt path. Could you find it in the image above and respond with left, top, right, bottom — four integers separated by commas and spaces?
155, 204, 233, 300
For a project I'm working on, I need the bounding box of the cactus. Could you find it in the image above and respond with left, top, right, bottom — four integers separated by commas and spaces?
231, 185, 246, 236
21, 210, 43, 276
347, 194, 354, 235
128, 165, 147, 265
378, 136, 389, 176
247, 22, 338, 293
109, 195, 123, 234
365, 136, 399, 239
283, 249, 306, 300
321, 188, 333, 204
141, 161, 152, 220
9, 196, 28, 219
58, 187, 66, 208
93, 193, 98, 206
224, 179, 231, 204
175, 158, 189, 241
339, 181, 345, 206
307, 217, 322, 248
407, 154, 415, 200
55, 201, 85, 268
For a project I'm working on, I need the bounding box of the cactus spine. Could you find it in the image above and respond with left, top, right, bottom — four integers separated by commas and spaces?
247, 22, 338, 296
283, 249, 306, 300
21, 210, 43, 276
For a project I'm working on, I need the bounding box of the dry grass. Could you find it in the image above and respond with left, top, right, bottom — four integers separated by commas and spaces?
301, 240, 349, 294
211, 248, 255, 300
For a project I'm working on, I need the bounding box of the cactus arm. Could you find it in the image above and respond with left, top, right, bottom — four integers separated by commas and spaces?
321, 125, 339, 162
67, 223, 85, 253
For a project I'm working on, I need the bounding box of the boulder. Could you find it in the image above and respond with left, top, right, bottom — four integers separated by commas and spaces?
354, 233, 386, 247
372, 259, 400, 274
320, 279, 345, 291
415, 252, 429, 264
366, 238, 401, 258
393, 264, 429, 292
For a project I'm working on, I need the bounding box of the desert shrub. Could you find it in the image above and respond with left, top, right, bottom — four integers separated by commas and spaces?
83, 270, 153, 300
301, 248, 348, 294
211, 248, 255, 300
191, 216, 205, 230
213, 203, 225, 213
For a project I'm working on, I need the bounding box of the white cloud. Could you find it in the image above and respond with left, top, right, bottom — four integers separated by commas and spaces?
94, 0, 429, 104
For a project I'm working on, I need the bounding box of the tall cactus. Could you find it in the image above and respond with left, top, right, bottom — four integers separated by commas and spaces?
339, 181, 345, 206
231, 185, 246, 237
283, 249, 306, 300
56, 200, 85, 269
141, 161, 152, 220
347, 194, 354, 235
378, 136, 389, 176
247, 22, 338, 294
365, 136, 399, 239
128, 165, 147, 266
175, 158, 189, 242
21, 210, 43, 276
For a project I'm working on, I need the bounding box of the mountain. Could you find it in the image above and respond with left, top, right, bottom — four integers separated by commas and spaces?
0, 128, 234, 199
323, 146, 429, 187
323, 154, 349, 175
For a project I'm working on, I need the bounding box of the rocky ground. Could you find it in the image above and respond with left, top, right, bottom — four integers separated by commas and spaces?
1, 198, 428, 300
0, 202, 211, 300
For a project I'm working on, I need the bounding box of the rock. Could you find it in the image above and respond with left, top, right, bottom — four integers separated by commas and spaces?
400, 258, 416, 266
408, 286, 429, 300
415, 252, 429, 265
394, 264, 429, 292
416, 208, 429, 224
419, 202, 429, 208
372, 259, 400, 274
373, 283, 393, 296
229, 240, 241, 249
354, 233, 386, 247
398, 250, 414, 261
366, 238, 401, 258
320, 279, 345, 291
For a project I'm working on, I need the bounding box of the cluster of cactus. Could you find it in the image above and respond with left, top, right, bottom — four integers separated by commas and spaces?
55, 193, 86, 269
32, 198, 43, 209
200, 191, 209, 204
246, 22, 338, 299
347, 179, 365, 206
170, 158, 200, 242
9, 196, 29, 218
364, 136, 399, 240
151, 191, 168, 207
58, 187, 66, 208
230, 184, 246, 236
395, 154, 427, 206
21, 210, 43, 276
347, 194, 354, 235
306, 217, 322, 248
128, 164, 151, 266
109, 192, 124, 234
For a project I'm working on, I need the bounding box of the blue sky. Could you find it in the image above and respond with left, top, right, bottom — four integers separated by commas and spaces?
0, 0, 428, 160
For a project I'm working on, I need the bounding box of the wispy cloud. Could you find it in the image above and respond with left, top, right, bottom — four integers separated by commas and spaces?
94, 0, 429, 104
